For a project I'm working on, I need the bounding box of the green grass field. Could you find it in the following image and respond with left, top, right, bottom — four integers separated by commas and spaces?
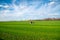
0, 20, 60, 40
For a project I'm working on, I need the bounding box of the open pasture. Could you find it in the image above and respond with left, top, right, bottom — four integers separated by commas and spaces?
0, 21, 60, 40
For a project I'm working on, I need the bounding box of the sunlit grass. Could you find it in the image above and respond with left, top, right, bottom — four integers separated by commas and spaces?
0, 20, 60, 40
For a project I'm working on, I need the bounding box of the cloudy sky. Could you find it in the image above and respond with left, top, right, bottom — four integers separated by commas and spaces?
0, 0, 60, 21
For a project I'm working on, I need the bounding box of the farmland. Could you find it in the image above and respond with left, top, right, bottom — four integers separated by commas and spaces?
0, 20, 60, 40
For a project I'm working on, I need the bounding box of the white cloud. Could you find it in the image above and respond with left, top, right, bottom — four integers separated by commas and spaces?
0, 4, 9, 8
0, 5, 3, 7
4, 5, 9, 8
48, 13, 59, 16
0, 0, 60, 21
48, 1, 55, 6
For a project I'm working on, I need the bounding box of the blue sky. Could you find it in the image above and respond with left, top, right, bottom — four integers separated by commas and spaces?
0, 0, 60, 21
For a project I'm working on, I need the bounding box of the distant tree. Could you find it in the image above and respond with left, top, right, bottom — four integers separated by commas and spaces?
29, 20, 33, 24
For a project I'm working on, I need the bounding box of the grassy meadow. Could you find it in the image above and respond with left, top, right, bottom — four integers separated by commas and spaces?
0, 20, 60, 40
